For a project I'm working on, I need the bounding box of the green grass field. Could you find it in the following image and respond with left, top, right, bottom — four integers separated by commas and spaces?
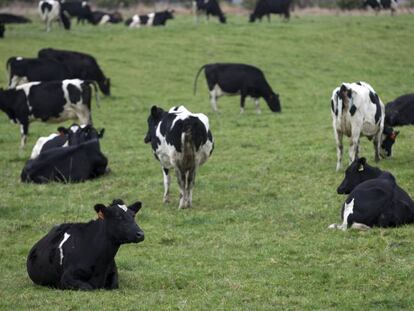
1, 13, 414, 310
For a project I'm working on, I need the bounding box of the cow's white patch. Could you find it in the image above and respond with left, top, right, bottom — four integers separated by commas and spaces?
118, 204, 127, 212
169, 106, 210, 133
30, 133, 59, 159
343, 198, 354, 226
70, 124, 80, 133
58, 232, 71, 266
147, 13, 155, 26
16, 57, 23, 61
99, 14, 110, 25
129, 14, 140, 27
16, 81, 40, 112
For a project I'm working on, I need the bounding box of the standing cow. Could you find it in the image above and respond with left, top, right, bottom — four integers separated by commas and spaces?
144, 105, 214, 209
385, 94, 414, 127
27, 199, 144, 290
194, 63, 281, 113
331, 81, 398, 171
249, 0, 292, 22
363, 0, 398, 15
38, 0, 71, 32
125, 10, 174, 27
192, 0, 226, 24
61, 1, 93, 24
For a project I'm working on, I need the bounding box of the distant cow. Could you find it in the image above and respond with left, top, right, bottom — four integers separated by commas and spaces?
249, 0, 292, 22
194, 63, 281, 113
363, 0, 398, 15
0, 23, 4, 38
27, 199, 144, 289
38, 48, 111, 95
331, 81, 398, 171
30, 124, 105, 159
0, 13, 32, 24
144, 105, 214, 209
0, 79, 97, 148
385, 94, 414, 127
61, 1, 93, 24
90, 11, 123, 25
192, 0, 226, 24
329, 164, 414, 231
125, 10, 174, 27
38, 0, 71, 32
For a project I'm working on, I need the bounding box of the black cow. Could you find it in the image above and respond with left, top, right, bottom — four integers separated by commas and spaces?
90, 11, 123, 25
0, 23, 4, 38
194, 63, 281, 113
38, 48, 111, 95
0, 79, 96, 148
363, 0, 398, 15
192, 0, 226, 24
0, 13, 32, 24
385, 94, 414, 127
329, 167, 414, 230
27, 199, 144, 290
249, 0, 292, 22
125, 10, 174, 27
61, 1, 93, 24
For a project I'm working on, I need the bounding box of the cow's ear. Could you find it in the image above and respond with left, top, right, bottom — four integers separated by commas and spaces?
340, 83, 348, 93
58, 127, 68, 135
151, 105, 160, 119
357, 157, 366, 171
98, 128, 105, 138
94, 204, 106, 219
128, 201, 142, 215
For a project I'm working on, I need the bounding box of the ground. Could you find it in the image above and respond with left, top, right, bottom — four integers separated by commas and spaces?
0, 13, 414, 310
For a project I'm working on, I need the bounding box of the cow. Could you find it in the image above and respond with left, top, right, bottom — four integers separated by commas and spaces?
363, 0, 398, 15
329, 167, 414, 231
194, 63, 281, 114
249, 0, 292, 22
125, 10, 174, 27
27, 199, 144, 290
90, 11, 123, 25
38, 0, 71, 32
30, 124, 105, 159
61, 0, 93, 24
0, 79, 97, 148
192, 0, 226, 24
385, 94, 414, 127
38, 48, 111, 96
0, 23, 4, 38
331, 81, 398, 171
0, 13, 31, 24
144, 105, 214, 209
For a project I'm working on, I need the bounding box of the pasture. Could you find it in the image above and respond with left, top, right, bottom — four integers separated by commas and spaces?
1, 13, 414, 310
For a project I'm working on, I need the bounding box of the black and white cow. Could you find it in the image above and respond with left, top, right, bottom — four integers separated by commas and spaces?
249, 0, 292, 22
194, 63, 281, 113
61, 0, 93, 24
331, 81, 398, 171
38, 0, 71, 32
385, 94, 414, 127
38, 48, 111, 95
27, 199, 144, 290
329, 161, 414, 230
0, 79, 97, 148
30, 124, 105, 159
125, 10, 174, 27
0, 23, 4, 38
0, 13, 31, 24
90, 11, 123, 25
144, 105, 214, 209
192, 0, 226, 24
363, 0, 398, 15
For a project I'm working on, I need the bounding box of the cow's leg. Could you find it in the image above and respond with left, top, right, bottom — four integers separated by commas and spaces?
209, 89, 219, 113
9, 75, 20, 89
334, 130, 343, 172
104, 261, 119, 290
254, 98, 261, 114
162, 168, 171, 203
373, 131, 382, 162
350, 223, 371, 230
186, 168, 196, 208
349, 130, 360, 164
240, 94, 246, 114
176, 168, 186, 209
267, 14, 271, 22
20, 123, 28, 149
46, 16, 51, 32
60, 269, 93, 290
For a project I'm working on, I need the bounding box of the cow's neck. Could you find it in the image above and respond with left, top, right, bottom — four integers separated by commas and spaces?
92, 220, 121, 261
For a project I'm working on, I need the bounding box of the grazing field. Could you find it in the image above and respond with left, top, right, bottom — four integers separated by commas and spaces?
1, 13, 414, 310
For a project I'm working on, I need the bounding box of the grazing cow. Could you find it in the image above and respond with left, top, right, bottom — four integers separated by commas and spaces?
90, 11, 123, 25
331, 81, 398, 171
0, 13, 32, 24
0, 79, 97, 148
329, 168, 414, 231
38, 0, 71, 32
61, 0, 93, 24
363, 0, 398, 15
0, 23, 4, 38
38, 48, 111, 95
194, 63, 281, 113
192, 0, 226, 24
144, 105, 214, 209
249, 0, 292, 22
27, 199, 144, 290
30, 124, 105, 159
385, 94, 414, 127
125, 10, 174, 27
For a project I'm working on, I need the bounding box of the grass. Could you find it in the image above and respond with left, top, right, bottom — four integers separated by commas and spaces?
1, 13, 414, 310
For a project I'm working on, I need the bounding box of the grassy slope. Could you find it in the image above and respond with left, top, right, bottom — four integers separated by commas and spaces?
0, 14, 413, 310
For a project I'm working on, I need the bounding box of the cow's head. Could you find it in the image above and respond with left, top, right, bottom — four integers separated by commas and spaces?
337, 157, 382, 194
265, 92, 281, 112
249, 14, 256, 22
219, 14, 226, 23
165, 10, 175, 20
98, 78, 111, 96
94, 199, 144, 244
144, 105, 165, 144
58, 124, 105, 145
381, 126, 399, 158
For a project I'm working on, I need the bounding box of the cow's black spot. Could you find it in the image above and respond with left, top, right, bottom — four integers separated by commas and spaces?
331, 99, 335, 113
350, 105, 357, 116
369, 91, 382, 124
356, 82, 362, 86
41, 2, 52, 14
67, 84, 81, 104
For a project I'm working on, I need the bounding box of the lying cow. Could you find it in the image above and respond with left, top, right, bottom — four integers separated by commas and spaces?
194, 63, 281, 113
385, 93, 414, 127
331, 81, 398, 171
38, 48, 111, 95
144, 105, 214, 209
192, 0, 226, 24
0, 79, 97, 148
125, 10, 174, 27
38, 0, 71, 32
249, 0, 292, 22
363, 0, 398, 15
0, 13, 32, 24
30, 124, 105, 159
90, 11, 123, 25
27, 199, 144, 290
61, 1, 93, 24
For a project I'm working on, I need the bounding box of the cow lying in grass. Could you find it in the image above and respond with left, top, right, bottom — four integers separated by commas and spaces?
27, 199, 144, 290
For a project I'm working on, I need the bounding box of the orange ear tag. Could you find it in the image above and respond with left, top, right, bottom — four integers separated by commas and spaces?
98, 211, 104, 220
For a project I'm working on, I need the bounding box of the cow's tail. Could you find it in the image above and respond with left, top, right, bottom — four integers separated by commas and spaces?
193, 64, 207, 95
182, 123, 196, 173
86, 80, 100, 108
60, 7, 71, 30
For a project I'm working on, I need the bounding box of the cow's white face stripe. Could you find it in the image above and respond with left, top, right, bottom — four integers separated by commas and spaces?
58, 232, 71, 266
118, 204, 127, 212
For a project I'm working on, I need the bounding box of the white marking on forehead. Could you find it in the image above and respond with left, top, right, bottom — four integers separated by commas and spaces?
118, 204, 128, 212
16, 57, 23, 61
58, 232, 71, 266
70, 125, 80, 133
